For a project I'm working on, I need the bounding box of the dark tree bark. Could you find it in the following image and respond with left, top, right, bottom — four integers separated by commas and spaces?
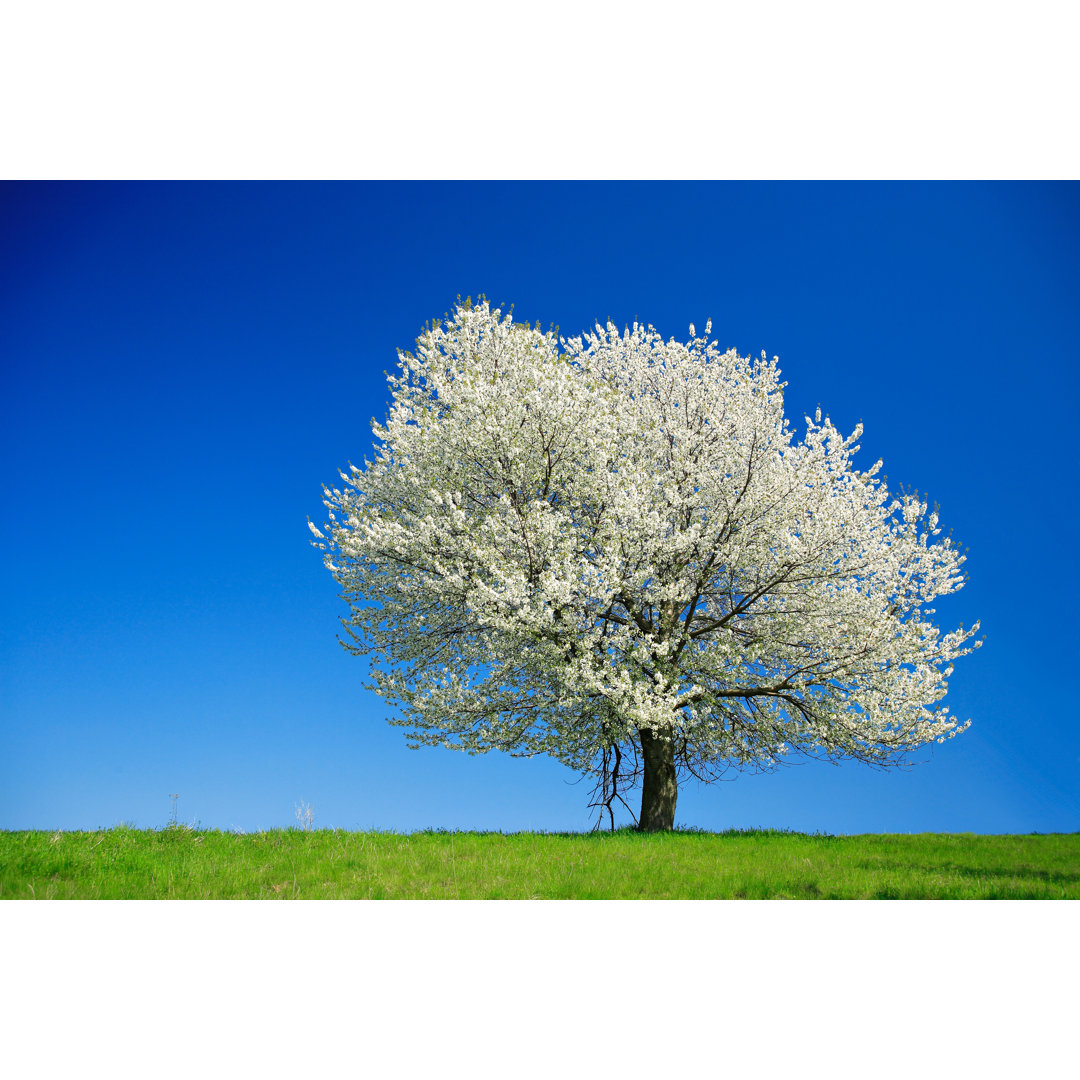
638, 728, 678, 831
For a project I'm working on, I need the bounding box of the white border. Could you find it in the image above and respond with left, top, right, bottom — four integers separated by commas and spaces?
2, 3, 1077, 178
3, 901, 1075, 1076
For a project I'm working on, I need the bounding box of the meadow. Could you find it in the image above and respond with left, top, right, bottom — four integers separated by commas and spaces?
1, 826, 1077, 899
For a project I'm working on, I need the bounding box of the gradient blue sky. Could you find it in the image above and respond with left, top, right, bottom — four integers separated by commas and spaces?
3, 181, 1078, 834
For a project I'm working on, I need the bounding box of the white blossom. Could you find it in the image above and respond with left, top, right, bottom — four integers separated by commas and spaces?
314, 301, 981, 798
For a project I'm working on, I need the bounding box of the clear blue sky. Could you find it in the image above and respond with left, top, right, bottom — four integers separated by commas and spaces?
3, 181, 1078, 834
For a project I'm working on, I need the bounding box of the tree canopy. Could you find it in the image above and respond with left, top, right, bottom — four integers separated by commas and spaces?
311, 301, 979, 829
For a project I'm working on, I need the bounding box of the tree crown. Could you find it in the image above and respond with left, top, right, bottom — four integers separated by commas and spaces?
312, 301, 980, 810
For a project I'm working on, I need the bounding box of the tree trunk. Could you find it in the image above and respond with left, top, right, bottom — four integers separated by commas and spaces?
638, 728, 678, 831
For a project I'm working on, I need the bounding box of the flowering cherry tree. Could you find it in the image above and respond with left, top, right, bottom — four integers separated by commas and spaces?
311, 301, 980, 831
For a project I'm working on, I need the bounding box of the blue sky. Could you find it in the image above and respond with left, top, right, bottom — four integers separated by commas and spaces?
2, 181, 1078, 834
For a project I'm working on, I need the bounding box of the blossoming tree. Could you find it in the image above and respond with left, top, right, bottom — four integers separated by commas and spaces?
311, 301, 980, 831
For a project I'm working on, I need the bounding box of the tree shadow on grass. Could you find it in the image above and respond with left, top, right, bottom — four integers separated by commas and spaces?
856, 860, 1080, 887
946, 864, 1075, 886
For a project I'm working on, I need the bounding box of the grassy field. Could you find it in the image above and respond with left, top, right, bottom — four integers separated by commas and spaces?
2, 826, 1078, 899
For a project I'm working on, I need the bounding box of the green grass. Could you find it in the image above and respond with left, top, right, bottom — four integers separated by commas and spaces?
1, 826, 1077, 899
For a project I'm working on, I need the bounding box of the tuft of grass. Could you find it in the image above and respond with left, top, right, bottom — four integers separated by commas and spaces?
0, 827, 1077, 900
